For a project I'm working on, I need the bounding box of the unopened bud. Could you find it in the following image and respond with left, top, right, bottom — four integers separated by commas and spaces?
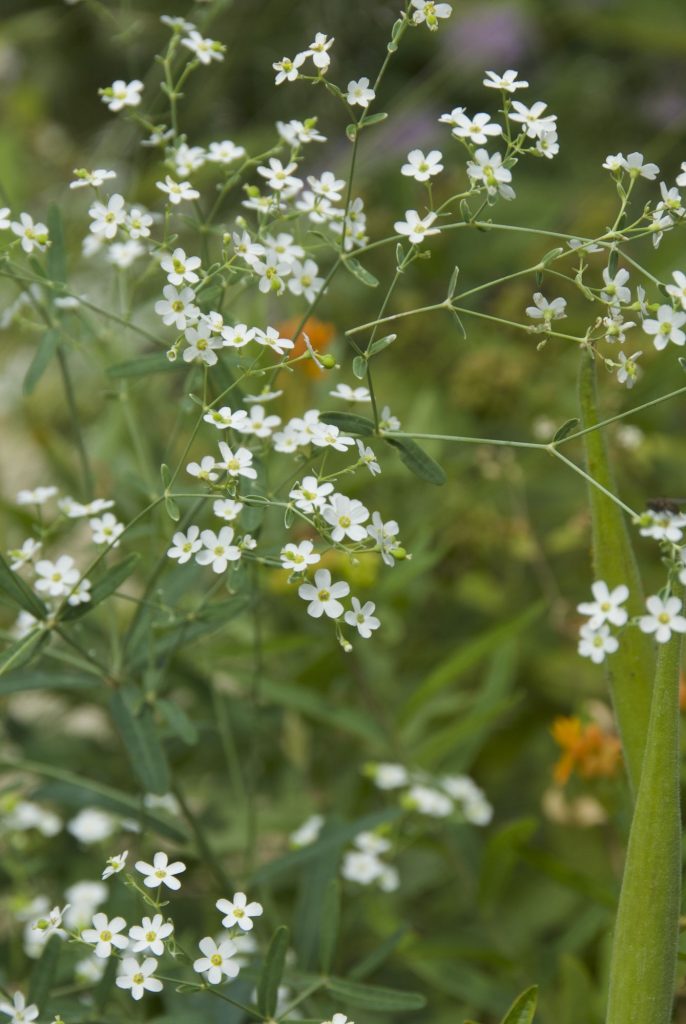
319, 354, 336, 368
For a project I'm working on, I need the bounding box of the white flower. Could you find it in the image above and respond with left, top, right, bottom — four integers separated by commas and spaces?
394, 209, 440, 245
330, 383, 371, 402
16, 485, 57, 506
161, 248, 201, 286
195, 527, 242, 573
252, 254, 291, 296
257, 158, 302, 193
577, 622, 619, 664
67, 807, 117, 844
308, 171, 345, 202
466, 149, 514, 199
156, 176, 200, 204
508, 100, 557, 139
289, 813, 325, 847
11, 212, 50, 254
155, 285, 199, 331
639, 595, 686, 644
306, 32, 334, 71
370, 763, 409, 789
273, 53, 307, 85
298, 569, 350, 619
411, 0, 452, 29
536, 130, 559, 159
34, 555, 80, 598
255, 326, 294, 355
220, 322, 257, 349
525, 292, 566, 322
0, 993, 39, 1024
623, 151, 659, 180
322, 494, 370, 542
401, 148, 444, 182
216, 442, 257, 479
4, 801, 61, 836
290, 476, 334, 513
100, 79, 143, 112
406, 784, 454, 817
277, 117, 326, 145
602, 153, 625, 173
311, 423, 355, 452
203, 405, 249, 431
193, 936, 240, 983
70, 168, 116, 189
356, 440, 381, 476
128, 914, 174, 956
116, 957, 163, 1001
601, 267, 631, 305
88, 194, 126, 239
666, 270, 686, 310
483, 69, 528, 92
59, 496, 115, 518
81, 913, 128, 958
90, 513, 124, 547
174, 143, 206, 177
279, 540, 319, 573
602, 311, 635, 344
9, 538, 42, 571
616, 351, 642, 388
181, 30, 225, 64
642, 304, 686, 350
126, 207, 153, 239
577, 580, 629, 629
367, 511, 401, 567
451, 112, 502, 145
183, 322, 222, 366
213, 498, 244, 521
639, 510, 684, 543
0, 207, 9, 230
32, 904, 68, 939
102, 850, 128, 880
345, 597, 380, 638
63, 882, 107, 929
187, 455, 219, 483
167, 525, 202, 564
341, 850, 384, 885
108, 240, 144, 268
135, 851, 186, 890
287, 259, 324, 303
216, 892, 263, 931
346, 77, 375, 108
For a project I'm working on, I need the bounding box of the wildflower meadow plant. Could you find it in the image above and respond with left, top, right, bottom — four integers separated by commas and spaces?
1, 2, 686, 1023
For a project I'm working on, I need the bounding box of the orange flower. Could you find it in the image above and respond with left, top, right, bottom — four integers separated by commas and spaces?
277, 315, 336, 376
551, 715, 622, 785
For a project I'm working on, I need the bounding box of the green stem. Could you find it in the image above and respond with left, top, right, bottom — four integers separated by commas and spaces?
605, 603, 683, 1024
56, 346, 95, 499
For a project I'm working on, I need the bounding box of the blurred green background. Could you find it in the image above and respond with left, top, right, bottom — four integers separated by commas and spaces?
2, 1, 686, 1022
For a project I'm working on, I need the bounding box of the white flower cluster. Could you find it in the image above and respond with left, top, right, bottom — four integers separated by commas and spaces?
577, 577, 686, 664
368, 762, 493, 824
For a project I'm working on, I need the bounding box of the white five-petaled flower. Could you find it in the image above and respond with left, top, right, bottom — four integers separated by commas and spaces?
81, 913, 128, 958
616, 350, 642, 388
156, 176, 200, 204
483, 69, 528, 92
577, 580, 629, 629
203, 405, 249, 430
601, 267, 631, 305
187, 455, 219, 483
213, 498, 243, 521
466, 149, 514, 199
356, 439, 381, 476
155, 285, 199, 330
90, 513, 124, 547
193, 936, 240, 984
280, 540, 320, 572
70, 167, 117, 189
411, 0, 452, 29
666, 270, 686, 310
134, 851, 186, 890
638, 510, 684, 543
306, 32, 334, 71
577, 622, 619, 664
401, 149, 444, 182
642, 304, 686, 350
639, 595, 686, 644
128, 914, 174, 956
195, 527, 242, 573
290, 476, 334, 513
9, 538, 42, 571
0, 992, 39, 1024
311, 422, 355, 451
255, 325, 294, 355
273, 53, 307, 85
345, 598, 380, 638
330, 383, 371, 402
257, 158, 302, 193
161, 247, 201, 286
102, 850, 128, 880
525, 292, 567, 322
167, 525, 203, 564
450, 112, 502, 145
216, 442, 257, 479
346, 78, 375, 108
183, 321, 222, 366
116, 957, 163, 1001
298, 569, 350, 619
88, 194, 126, 239
508, 100, 557, 139
10, 212, 50, 254
181, 30, 225, 64
34, 555, 80, 598
100, 79, 143, 112
622, 151, 659, 180
322, 494, 370, 542
393, 209, 440, 245
216, 892, 263, 931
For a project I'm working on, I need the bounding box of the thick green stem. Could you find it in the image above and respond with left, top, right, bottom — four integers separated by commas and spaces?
605, 612, 683, 1024
578, 351, 654, 793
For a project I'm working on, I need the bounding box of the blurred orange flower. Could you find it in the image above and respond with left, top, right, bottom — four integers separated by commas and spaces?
551, 715, 622, 785
277, 315, 336, 377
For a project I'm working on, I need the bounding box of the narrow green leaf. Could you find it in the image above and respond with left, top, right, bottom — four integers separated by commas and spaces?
343, 256, 379, 288
552, 417, 580, 443
352, 355, 367, 380
319, 878, 340, 974
359, 111, 388, 128
257, 925, 289, 1018
320, 411, 375, 436
349, 927, 409, 980
63, 554, 140, 621
385, 436, 447, 485
107, 352, 184, 378
327, 978, 426, 1011
109, 688, 170, 794
451, 308, 467, 338
367, 333, 397, 358
165, 495, 181, 522
24, 328, 59, 395
28, 933, 61, 1006
158, 698, 198, 745
540, 246, 565, 266
0, 553, 48, 618
260, 678, 386, 745
500, 986, 538, 1024
46, 203, 67, 283
0, 667, 99, 696
0, 631, 48, 677
160, 463, 171, 487
448, 265, 460, 298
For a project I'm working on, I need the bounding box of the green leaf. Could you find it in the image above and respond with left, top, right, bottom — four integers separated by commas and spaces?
500, 986, 538, 1024
346, 123, 357, 141
0, 553, 48, 618
326, 978, 426, 1011
28, 933, 61, 1007
0, 631, 48, 677
343, 256, 379, 288
540, 246, 565, 266
385, 436, 447, 485
46, 203, 67, 284
479, 817, 539, 910
367, 333, 397, 358
257, 925, 289, 1018
552, 417, 580, 442
448, 265, 460, 297
158, 698, 198, 745
352, 355, 367, 380
320, 411, 375, 436
63, 554, 140, 620
451, 308, 467, 338
349, 927, 409, 980
109, 688, 171, 795
319, 878, 340, 974
24, 328, 59, 395
359, 111, 388, 128
165, 494, 181, 522
0, 667, 99, 696
260, 678, 385, 745
107, 352, 184, 378
679, 356, 686, 373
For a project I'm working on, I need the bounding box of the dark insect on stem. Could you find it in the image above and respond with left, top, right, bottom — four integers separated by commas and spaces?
646, 498, 686, 515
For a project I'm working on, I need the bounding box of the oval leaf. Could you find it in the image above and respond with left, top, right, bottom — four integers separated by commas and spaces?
552, 418, 580, 443
321, 412, 375, 436
352, 355, 367, 380
385, 436, 447, 485
343, 256, 379, 288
